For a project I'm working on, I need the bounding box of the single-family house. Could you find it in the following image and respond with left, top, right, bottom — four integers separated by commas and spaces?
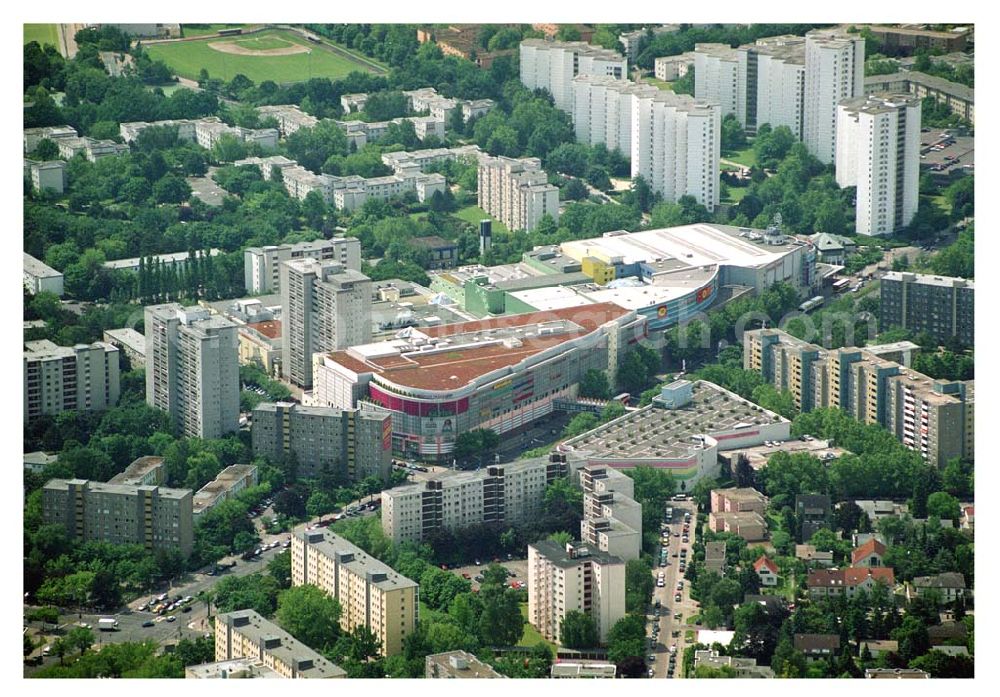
753, 556, 779, 587
851, 538, 887, 568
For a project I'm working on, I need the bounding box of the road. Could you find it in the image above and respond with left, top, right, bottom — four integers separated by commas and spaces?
646, 498, 699, 679
57, 24, 83, 59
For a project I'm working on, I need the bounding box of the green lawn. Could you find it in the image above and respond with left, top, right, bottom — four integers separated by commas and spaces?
642, 76, 674, 91
180, 24, 248, 38
723, 145, 757, 168
722, 185, 749, 204
929, 193, 952, 216
24, 24, 59, 47
518, 602, 557, 649
145, 29, 377, 83
454, 205, 510, 235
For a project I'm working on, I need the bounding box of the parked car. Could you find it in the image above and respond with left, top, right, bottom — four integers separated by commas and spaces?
166, 615, 176, 623
142, 620, 155, 628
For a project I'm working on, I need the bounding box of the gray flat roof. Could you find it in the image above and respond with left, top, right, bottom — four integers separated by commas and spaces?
44, 478, 191, 500
217, 610, 346, 678
294, 528, 417, 592
529, 539, 623, 568
563, 380, 787, 460
24, 253, 62, 279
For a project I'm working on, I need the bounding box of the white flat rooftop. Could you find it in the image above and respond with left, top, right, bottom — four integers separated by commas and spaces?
508, 286, 595, 311
562, 223, 801, 269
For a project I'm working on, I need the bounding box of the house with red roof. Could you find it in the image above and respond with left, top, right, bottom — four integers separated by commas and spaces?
753, 555, 779, 587
851, 538, 886, 568
807, 567, 895, 600
961, 505, 974, 531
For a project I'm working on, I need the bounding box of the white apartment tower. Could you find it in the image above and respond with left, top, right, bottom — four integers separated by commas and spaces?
280, 259, 372, 389
631, 91, 721, 211
836, 93, 921, 237
694, 43, 749, 126
144, 304, 239, 439
754, 37, 807, 138
571, 76, 658, 156
693, 36, 806, 136
527, 540, 626, 644
803, 29, 865, 164
520, 39, 627, 113
243, 238, 362, 295
478, 156, 560, 232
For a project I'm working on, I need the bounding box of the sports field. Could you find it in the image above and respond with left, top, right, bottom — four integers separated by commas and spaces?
24, 24, 59, 47
145, 29, 380, 83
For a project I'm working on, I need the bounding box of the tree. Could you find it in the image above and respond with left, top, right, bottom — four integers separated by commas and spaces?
478, 586, 524, 646
33, 138, 60, 160
276, 584, 342, 651
66, 626, 95, 656
306, 490, 337, 518
926, 491, 961, 521
579, 368, 611, 399
563, 412, 599, 438
892, 616, 930, 663
560, 610, 599, 648
153, 174, 192, 204
173, 637, 215, 667
734, 453, 755, 488
273, 489, 307, 518
606, 614, 646, 663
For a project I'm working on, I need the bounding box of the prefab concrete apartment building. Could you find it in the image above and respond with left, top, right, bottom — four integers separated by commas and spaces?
836, 94, 921, 236
570, 75, 721, 210
744, 328, 974, 466
215, 610, 346, 678
803, 29, 866, 164
380, 455, 568, 544
478, 155, 560, 232
879, 271, 974, 346
42, 478, 194, 556
23, 252, 64, 297
291, 529, 417, 656
280, 259, 372, 390
144, 304, 240, 439
243, 238, 362, 295
528, 539, 626, 644
251, 401, 392, 481
24, 339, 120, 424
519, 39, 627, 113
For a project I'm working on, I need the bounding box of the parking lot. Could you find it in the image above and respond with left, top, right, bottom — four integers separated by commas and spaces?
920, 131, 974, 176
446, 558, 529, 591
187, 168, 228, 206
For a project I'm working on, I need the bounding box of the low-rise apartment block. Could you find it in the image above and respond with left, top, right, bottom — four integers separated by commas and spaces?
103, 248, 223, 274
880, 271, 974, 346
291, 529, 418, 656
744, 328, 974, 466
528, 540, 625, 644
236, 155, 445, 211
425, 651, 504, 679
865, 668, 931, 679
550, 662, 618, 678
620, 25, 679, 61
24, 159, 66, 193
255, 104, 319, 136
381, 455, 566, 544
704, 541, 727, 575
251, 402, 392, 480
478, 155, 560, 232
243, 238, 361, 295
24, 124, 78, 154
215, 609, 346, 678
102, 328, 146, 367
381, 144, 488, 174
43, 478, 193, 556
107, 455, 165, 486
24, 252, 64, 297
193, 464, 258, 520
24, 339, 120, 424
119, 117, 278, 152
57, 136, 130, 162
655, 53, 695, 82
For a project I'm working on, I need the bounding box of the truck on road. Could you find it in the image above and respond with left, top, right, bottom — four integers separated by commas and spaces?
98, 618, 119, 631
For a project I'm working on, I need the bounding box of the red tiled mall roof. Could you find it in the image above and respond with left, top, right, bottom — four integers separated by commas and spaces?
326, 303, 632, 392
